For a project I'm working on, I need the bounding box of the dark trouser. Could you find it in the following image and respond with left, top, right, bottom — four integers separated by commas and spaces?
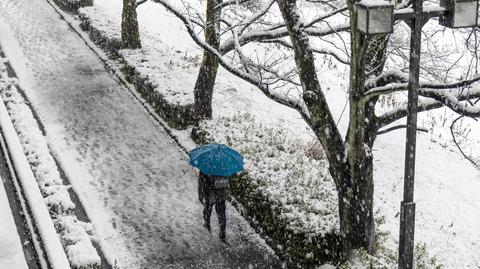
203, 201, 226, 236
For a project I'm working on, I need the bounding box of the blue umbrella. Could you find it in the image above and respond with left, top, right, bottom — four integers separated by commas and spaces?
189, 143, 244, 177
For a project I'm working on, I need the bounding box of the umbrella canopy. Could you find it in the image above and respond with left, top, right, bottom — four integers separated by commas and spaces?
189, 143, 244, 177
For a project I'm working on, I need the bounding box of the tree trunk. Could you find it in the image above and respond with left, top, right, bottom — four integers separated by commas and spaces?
341, 0, 376, 255
277, 0, 388, 259
341, 1, 391, 255
122, 0, 141, 49
336, 158, 375, 255
193, 0, 222, 121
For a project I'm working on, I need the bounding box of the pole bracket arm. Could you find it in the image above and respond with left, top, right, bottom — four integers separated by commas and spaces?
394, 6, 448, 25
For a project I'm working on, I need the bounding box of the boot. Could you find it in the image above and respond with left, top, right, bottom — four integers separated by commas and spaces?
203, 222, 211, 232
219, 227, 226, 242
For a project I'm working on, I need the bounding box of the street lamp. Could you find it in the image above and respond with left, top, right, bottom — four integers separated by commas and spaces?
440, 0, 479, 28
355, 0, 478, 269
356, 0, 394, 34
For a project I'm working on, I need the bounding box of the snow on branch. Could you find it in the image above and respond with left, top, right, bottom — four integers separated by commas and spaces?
377, 124, 428, 135
137, 0, 148, 7
304, 24, 349, 36
220, 23, 349, 54
365, 69, 409, 90
396, 0, 412, 9
377, 99, 443, 129
364, 73, 480, 99
420, 88, 480, 117
215, 0, 252, 10
377, 88, 480, 128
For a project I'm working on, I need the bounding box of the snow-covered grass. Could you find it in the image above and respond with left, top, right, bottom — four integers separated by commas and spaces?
0, 57, 100, 269
339, 243, 442, 269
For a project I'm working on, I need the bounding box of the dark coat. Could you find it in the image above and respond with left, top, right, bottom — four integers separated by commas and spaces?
198, 172, 229, 204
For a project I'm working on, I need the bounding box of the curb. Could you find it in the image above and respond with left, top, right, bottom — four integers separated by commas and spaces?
0, 99, 71, 269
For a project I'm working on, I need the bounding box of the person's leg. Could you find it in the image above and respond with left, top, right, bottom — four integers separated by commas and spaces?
215, 201, 227, 240
203, 202, 213, 231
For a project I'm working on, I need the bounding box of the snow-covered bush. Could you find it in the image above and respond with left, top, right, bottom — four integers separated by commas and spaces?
57, 216, 100, 269
53, 0, 93, 13
193, 113, 341, 266
337, 216, 442, 269
78, 8, 123, 54
338, 243, 442, 269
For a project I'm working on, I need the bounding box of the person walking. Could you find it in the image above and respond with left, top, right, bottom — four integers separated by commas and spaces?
198, 171, 229, 242
189, 143, 243, 243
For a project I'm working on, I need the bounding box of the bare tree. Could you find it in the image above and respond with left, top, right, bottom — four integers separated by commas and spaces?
154, 0, 348, 122
152, 0, 480, 260
122, 0, 141, 48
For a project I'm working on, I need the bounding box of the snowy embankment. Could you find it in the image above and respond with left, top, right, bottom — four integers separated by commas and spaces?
0, 56, 100, 268
65, 0, 479, 268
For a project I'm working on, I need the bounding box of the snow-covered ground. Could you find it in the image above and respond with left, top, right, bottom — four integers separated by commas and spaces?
0, 175, 28, 269
374, 129, 480, 268
0, 0, 479, 268
75, 0, 480, 268
0, 0, 281, 268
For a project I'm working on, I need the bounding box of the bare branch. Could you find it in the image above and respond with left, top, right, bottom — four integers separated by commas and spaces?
136, 0, 148, 7
258, 38, 350, 64
276, 0, 348, 187
238, 0, 276, 35
377, 99, 443, 129
365, 73, 480, 99
377, 88, 480, 128
303, 6, 348, 29
365, 70, 408, 90
450, 116, 480, 168
377, 124, 428, 135
396, 0, 412, 9
215, 0, 252, 10
305, 0, 343, 9
220, 23, 349, 54
420, 88, 480, 118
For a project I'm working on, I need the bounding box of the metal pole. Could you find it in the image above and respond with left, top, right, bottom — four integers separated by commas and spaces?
398, 0, 423, 268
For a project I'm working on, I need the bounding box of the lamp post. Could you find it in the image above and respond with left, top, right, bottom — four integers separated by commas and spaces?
355, 0, 478, 268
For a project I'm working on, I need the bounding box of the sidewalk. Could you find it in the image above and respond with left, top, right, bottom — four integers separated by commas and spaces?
0, 174, 29, 269
0, 0, 280, 268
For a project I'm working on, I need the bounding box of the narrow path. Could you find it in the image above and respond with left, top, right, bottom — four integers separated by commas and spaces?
0, 0, 280, 268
